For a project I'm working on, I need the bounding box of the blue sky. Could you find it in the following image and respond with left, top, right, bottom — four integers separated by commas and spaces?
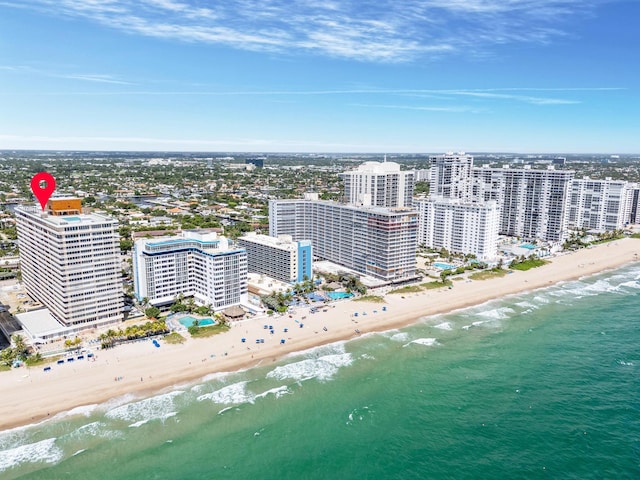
1, 0, 638, 153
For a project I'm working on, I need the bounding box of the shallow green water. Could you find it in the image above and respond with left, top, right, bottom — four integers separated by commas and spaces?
2, 266, 639, 479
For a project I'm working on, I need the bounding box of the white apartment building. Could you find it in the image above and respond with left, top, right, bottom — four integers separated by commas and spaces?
340, 161, 414, 208
15, 200, 122, 331
429, 152, 474, 200
269, 195, 418, 282
426, 152, 637, 243
628, 184, 640, 224
237, 233, 312, 284
416, 198, 500, 260
133, 230, 247, 309
414, 169, 431, 182
470, 165, 575, 242
427, 153, 574, 242
567, 178, 632, 232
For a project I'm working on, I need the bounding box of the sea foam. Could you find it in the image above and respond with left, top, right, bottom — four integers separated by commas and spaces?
129, 412, 177, 429
105, 391, 184, 425
403, 338, 439, 347
197, 381, 251, 404
197, 381, 290, 405
461, 320, 495, 330
433, 322, 453, 331
64, 421, 122, 442
389, 332, 410, 342
476, 307, 515, 320
266, 353, 353, 383
284, 341, 347, 360
51, 404, 99, 423
254, 385, 291, 401
0, 438, 62, 472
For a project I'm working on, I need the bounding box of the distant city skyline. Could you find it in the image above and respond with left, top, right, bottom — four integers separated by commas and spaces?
1, 1, 639, 153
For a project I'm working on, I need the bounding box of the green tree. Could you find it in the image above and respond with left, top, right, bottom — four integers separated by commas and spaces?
414, 181, 430, 195
1, 347, 16, 367
120, 239, 133, 252
188, 324, 200, 335
145, 306, 161, 319
11, 334, 28, 361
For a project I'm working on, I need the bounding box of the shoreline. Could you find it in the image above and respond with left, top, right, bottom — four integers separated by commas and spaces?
1, 238, 639, 432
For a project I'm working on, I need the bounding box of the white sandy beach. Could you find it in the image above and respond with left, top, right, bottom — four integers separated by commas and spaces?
1, 238, 639, 431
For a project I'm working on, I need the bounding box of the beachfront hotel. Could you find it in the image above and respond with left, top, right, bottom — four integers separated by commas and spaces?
15, 198, 123, 338
269, 194, 418, 282
339, 161, 414, 208
415, 197, 500, 260
237, 232, 312, 284
133, 230, 247, 310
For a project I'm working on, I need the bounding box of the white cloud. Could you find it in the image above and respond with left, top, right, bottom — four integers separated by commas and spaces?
6, 0, 601, 62
444, 90, 581, 105
0, 65, 135, 85
1, 85, 618, 107
58, 74, 135, 85
350, 103, 483, 113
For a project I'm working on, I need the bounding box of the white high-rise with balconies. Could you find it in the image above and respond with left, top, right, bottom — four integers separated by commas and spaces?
340, 161, 414, 208
567, 177, 632, 232
15, 199, 123, 332
416, 198, 500, 260
471, 165, 574, 242
269, 194, 418, 282
429, 152, 474, 200
133, 230, 247, 309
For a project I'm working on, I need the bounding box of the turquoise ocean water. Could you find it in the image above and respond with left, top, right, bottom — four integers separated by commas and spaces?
1, 265, 639, 479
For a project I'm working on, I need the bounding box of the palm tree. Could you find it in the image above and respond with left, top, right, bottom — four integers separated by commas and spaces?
344, 275, 358, 291
1, 347, 16, 367
29, 352, 42, 364
104, 329, 118, 348
11, 334, 28, 361
186, 296, 196, 313
145, 306, 161, 319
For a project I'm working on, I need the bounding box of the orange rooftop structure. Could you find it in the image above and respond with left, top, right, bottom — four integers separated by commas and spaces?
47, 197, 82, 216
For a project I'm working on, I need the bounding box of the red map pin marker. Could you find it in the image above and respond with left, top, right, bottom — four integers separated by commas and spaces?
30, 172, 57, 211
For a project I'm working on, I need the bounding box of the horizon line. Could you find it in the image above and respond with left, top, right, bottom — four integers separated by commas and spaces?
1, 148, 637, 156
